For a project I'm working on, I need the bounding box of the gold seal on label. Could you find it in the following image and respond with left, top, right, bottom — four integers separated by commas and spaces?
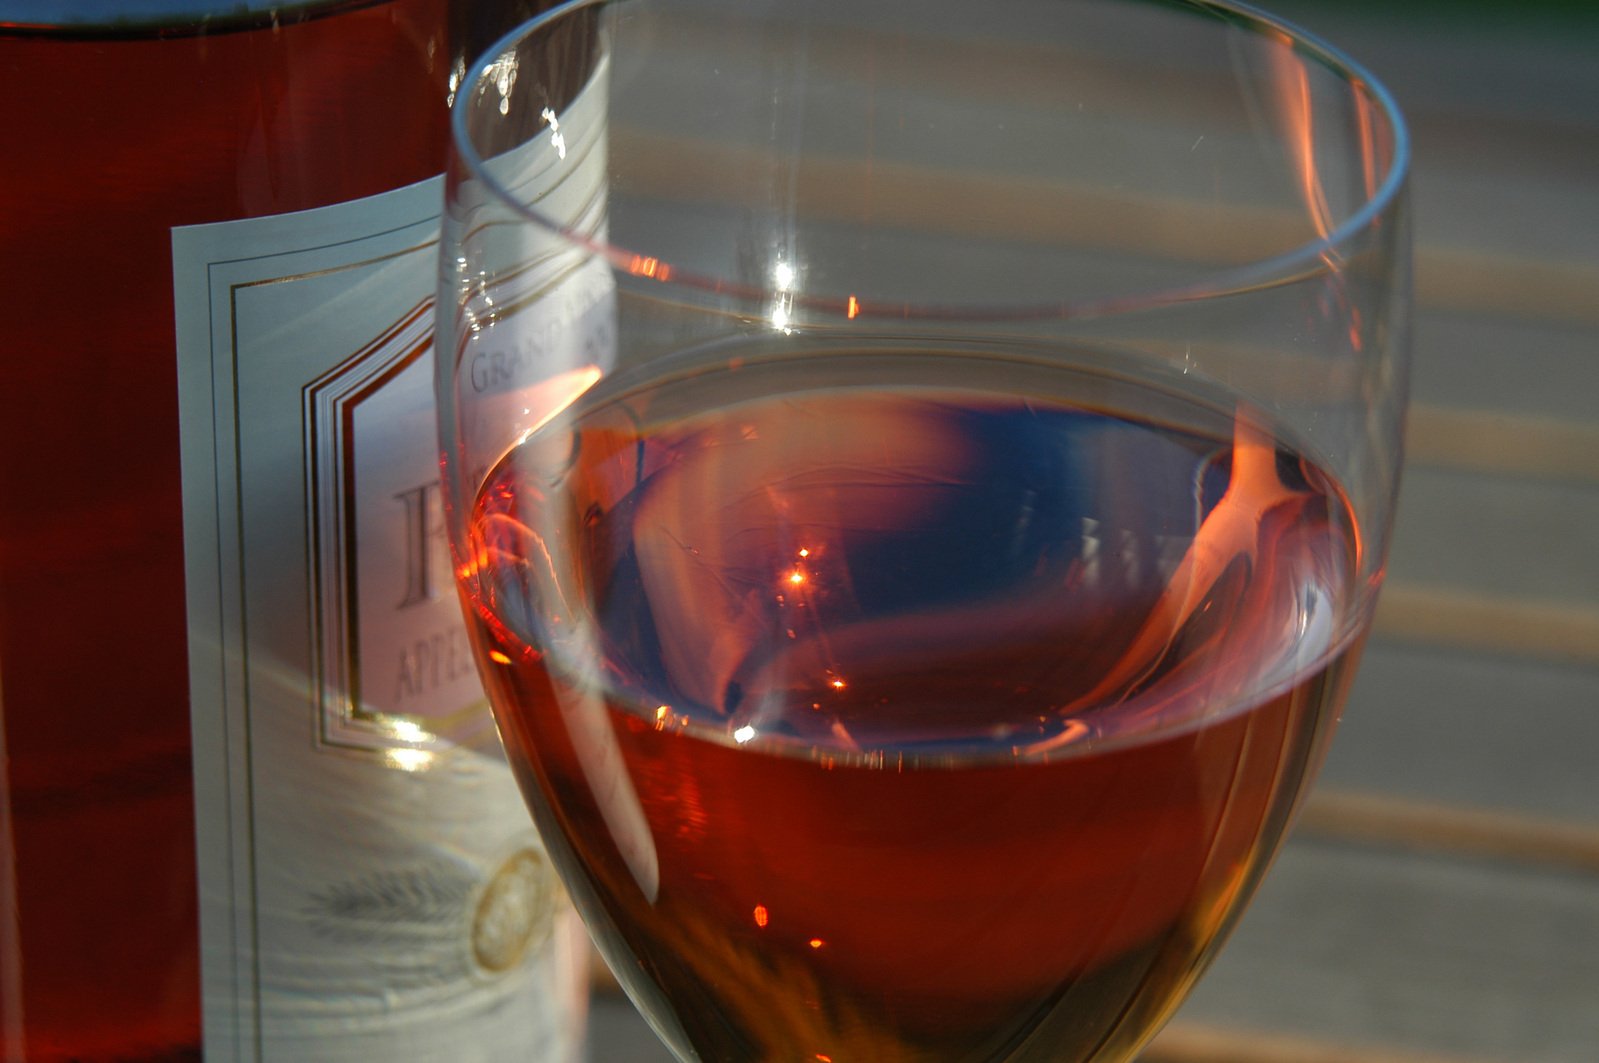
472, 848, 556, 973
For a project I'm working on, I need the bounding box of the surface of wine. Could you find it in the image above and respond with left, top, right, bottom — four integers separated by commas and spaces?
464, 349, 1369, 1061
0, 5, 446, 1060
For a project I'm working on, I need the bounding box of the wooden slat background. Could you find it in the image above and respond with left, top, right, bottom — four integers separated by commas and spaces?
584, 2, 1599, 1059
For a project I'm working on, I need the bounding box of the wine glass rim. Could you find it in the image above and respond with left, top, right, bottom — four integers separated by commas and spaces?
0, 0, 376, 35
452, 0, 1411, 323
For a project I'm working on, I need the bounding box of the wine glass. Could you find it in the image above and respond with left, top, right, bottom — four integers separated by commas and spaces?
435, 1, 1409, 1059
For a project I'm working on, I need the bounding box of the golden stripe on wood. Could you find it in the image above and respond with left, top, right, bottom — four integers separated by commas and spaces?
1406, 404, 1599, 484
1416, 245, 1599, 328
1373, 584, 1599, 667
1298, 790, 1599, 877
1145, 1022, 1501, 1063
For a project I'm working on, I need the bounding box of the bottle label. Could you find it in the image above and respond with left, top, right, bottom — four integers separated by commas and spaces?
302, 298, 491, 755
171, 67, 610, 1058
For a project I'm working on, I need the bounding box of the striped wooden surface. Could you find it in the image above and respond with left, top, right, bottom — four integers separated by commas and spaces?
583, 3, 1599, 1059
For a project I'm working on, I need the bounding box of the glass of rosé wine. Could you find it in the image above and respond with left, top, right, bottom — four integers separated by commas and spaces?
435, 0, 1410, 1059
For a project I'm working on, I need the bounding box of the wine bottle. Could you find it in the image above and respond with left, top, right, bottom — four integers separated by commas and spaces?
0, 2, 587, 1059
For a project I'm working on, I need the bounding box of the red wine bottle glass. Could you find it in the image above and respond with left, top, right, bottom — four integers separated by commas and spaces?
436, 1, 1409, 1059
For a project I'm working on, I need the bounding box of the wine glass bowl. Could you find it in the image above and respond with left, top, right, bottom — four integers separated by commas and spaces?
438, 1, 1408, 1059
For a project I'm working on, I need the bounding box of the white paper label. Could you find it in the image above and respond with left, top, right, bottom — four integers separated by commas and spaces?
172, 177, 598, 1062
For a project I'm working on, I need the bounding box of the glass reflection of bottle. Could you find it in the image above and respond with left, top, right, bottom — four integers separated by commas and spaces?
0, 3, 585, 1060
